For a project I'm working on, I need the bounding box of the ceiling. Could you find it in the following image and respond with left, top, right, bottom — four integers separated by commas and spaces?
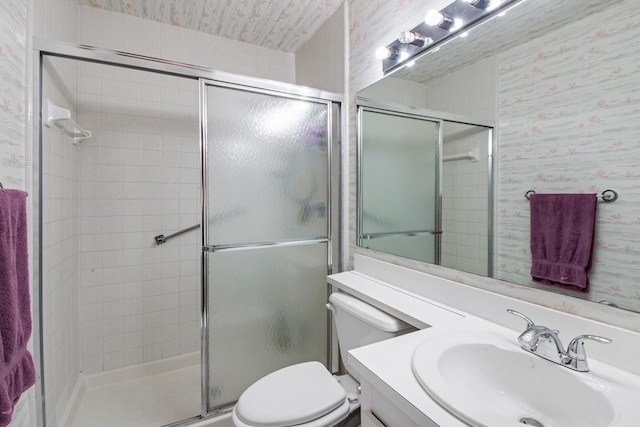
78, 0, 343, 53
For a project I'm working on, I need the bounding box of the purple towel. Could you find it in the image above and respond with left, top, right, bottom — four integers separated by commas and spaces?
0, 190, 36, 427
529, 193, 597, 291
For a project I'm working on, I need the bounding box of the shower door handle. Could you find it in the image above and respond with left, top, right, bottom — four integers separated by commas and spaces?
203, 237, 329, 253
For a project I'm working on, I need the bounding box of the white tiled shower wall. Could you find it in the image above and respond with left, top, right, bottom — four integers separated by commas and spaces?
41, 57, 81, 427
76, 62, 201, 373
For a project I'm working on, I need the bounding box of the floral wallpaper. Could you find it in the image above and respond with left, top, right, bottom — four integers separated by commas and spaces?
496, 0, 640, 311
2, 2, 34, 426
0, 0, 27, 191
77, 0, 343, 53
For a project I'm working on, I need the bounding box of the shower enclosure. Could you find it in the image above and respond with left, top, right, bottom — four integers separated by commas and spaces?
34, 40, 341, 427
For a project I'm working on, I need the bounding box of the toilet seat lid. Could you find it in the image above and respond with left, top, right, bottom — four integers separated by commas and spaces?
235, 361, 347, 427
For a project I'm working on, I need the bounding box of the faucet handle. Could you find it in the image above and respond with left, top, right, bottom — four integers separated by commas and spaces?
565, 334, 612, 372
507, 309, 535, 328
566, 335, 612, 359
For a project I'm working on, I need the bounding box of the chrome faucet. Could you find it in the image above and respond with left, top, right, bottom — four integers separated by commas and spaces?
507, 309, 611, 372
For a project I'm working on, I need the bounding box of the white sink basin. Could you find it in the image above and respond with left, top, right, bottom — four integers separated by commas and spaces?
412, 330, 640, 427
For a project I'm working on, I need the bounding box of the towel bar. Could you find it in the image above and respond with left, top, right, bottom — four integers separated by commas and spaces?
0, 181, 28, 197
525, 189, 617, 202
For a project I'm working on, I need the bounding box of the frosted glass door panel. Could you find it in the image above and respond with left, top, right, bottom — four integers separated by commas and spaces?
360, 110, 439, 235
206, 85, 329, 245
207, 243, 328, 409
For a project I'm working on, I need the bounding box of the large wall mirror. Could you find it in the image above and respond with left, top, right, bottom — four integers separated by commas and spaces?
356, 0, 640, 313
357, 101, 494, 276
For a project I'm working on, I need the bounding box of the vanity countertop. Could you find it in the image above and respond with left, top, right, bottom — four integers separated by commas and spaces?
328, 265, 640, 426
329, 256, 640, 376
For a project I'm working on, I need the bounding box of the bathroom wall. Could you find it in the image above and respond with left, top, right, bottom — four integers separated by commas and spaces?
78, 5, 296, 84
34, 0, 77, 43
75, 62, 201, 373
0, 0, 28, 191
295, 3, 345, 93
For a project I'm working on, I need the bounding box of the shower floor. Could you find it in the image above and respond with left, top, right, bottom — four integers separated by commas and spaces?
71, 353, 201, 427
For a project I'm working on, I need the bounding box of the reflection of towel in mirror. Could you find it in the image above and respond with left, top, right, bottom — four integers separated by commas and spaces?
529, 193, 597, 291
0, 190, 36, 427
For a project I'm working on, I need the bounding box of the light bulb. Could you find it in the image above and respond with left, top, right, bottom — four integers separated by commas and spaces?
398, 31, 417, 44
425, 9, 455, 30
425, 10, 445, 26
375, 46, 392, 60
398, 31, 432, 47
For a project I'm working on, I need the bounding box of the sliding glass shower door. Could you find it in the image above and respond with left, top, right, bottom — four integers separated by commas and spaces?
200, 80, 334, 411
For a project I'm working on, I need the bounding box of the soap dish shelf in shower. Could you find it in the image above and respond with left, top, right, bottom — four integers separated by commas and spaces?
44, 98, 92, 144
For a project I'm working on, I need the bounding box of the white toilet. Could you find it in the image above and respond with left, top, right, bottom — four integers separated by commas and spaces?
232, 292, 414, 427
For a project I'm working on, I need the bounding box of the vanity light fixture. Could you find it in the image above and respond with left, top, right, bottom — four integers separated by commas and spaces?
377, 0, 523, 74
463, 0, 494, 10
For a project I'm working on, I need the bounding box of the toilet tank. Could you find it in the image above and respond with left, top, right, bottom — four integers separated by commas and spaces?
328, 293, 414, 375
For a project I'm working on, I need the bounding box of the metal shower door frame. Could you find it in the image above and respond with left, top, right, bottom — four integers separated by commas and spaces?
198, 77, 339, 416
